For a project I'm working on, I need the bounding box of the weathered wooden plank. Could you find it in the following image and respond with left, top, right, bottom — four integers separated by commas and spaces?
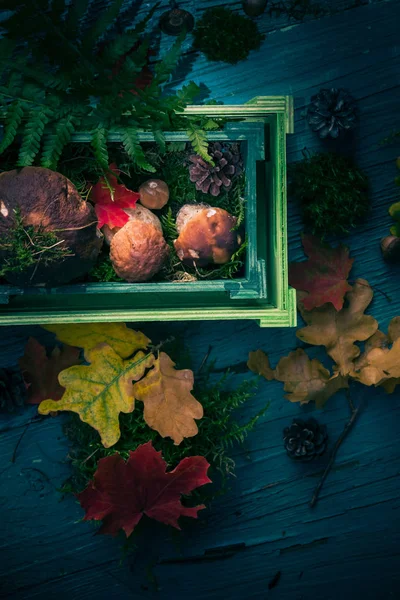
1, 1, 400, 599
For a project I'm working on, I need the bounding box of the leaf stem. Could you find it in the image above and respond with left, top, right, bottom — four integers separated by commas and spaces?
310, 397, 362, 508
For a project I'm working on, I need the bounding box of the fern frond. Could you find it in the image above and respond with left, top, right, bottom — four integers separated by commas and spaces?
153, 34, 184, 85
186, 123, 213, 164
17, 107, 54, 167
41, 115, 76, 169
152, 128, 166, 154
0, 100, 24, 154
91, 126, 109, 171
65, 0, 90, 38
83, 0, 125, 52
122, 127, 156, 172
203, 118, 221, 131
175, 81, 201, 109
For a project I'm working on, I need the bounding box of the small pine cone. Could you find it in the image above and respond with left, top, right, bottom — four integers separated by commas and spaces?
283, 418, 328, 461
189, 142, 243, 197
307, 88, 357, 139
0, 366, 27, 413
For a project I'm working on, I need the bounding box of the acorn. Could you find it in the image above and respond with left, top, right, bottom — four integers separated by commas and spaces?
159, 1, 195, 36
381, 235, 400, 263
242, 0, 268, 17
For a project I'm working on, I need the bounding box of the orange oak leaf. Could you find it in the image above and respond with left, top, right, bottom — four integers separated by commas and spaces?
77, 441, 211, 537
351, 316, 400, 390
297, 279, 378, 376
19, 337, 81, 405
247, 350, 275, 380
289, 234, 354, 311
90, 163, 139, 228
132, 352, 203, 445
274, 348, 348, 408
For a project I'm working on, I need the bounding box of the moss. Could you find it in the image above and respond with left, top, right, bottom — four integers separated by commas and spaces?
61, 368, 266, 502
289, 151, 370, 236
192, 7, 265, 64
0, 208, 72, 280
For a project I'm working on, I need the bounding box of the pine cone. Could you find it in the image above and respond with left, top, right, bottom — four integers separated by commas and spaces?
283, 418, 328, 461
0, 366, 27, 413
189, 142, 243, 197
306, 88, 357, 139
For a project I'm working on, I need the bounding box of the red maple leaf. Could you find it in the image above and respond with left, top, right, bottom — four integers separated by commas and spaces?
90, 163, 140, 229
77, 441, 211, 537
289, 234, 354, 311
19, 337, 81, 405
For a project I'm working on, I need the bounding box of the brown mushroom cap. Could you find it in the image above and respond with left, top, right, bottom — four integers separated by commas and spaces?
139, 179, 169, 210
0, 167, 103, 286
174, 205, 241, 267
102, 204, 162, 244
110, 209, 169, 282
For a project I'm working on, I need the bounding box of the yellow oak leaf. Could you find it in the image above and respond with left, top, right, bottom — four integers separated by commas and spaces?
247, 350, 275, 380
42, 322, 149, 359
38, 344, 155, 448
297, 279, 378, 376
132, 352, 203, 445
274, 348, 348, 408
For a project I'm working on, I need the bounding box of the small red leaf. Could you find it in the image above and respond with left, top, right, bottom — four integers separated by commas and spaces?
19, 337, 81, 405
90, 163, 140, 229
77, 441, 211, 537
289, 234, 354, 311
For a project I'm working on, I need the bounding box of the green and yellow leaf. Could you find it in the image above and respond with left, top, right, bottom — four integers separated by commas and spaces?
38, 345, 155, 448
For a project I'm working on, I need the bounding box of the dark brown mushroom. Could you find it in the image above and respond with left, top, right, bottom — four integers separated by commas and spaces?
0, 167, 103, 286
381, 235, 400, 263
174, 204, 242, 267
109, 206, 169, 282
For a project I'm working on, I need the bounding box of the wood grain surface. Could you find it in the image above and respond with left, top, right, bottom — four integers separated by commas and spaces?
1, 1, 400, 598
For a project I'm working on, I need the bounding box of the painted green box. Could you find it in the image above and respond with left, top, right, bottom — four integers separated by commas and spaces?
0, 96, 296, 327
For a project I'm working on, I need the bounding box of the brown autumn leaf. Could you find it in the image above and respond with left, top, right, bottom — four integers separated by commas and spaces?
274, 348, 348, 408
19, 337, 81, 405
351, 316, 400, 390
132, 352, 203, 445
296, 279, 378, 376
247, 350, 275, 380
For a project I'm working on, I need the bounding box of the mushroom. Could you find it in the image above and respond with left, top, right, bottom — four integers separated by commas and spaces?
174, 204, 242, 267
109, 205, 169, 282
139, 179, 169, 210
102, 204, 161, 245
0, 167, 103, 286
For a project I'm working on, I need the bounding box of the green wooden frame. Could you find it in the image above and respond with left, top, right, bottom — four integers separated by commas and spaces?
0, 96, 296, 327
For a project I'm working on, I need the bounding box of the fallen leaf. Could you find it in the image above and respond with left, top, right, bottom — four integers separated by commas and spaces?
42, 322, 149, 359
90, 163, 140, 229
38, 344, 155, 448
132, 352, 203, 445
77, 441, 211, 537
247, 350, 275, 380
297, 279, 378, 376
289, 234, 353, 311
274, 348, 348, 408
351, 316, 400, 389
19, 337, 81, 405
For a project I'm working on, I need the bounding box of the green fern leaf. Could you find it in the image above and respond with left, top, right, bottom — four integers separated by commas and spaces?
91, 126, 109, 171
176, 81, 201, 108
203, 119, 221, 131
41, 115, 76, 170
65, 0, 90, 36
0, 100, 24, 154
17, 107, 54, 167
152, 129, 166, 154
83, 0, 125, 53
186, 124, 213, 164
122, 127, 156, 173
153, 34, 184, 85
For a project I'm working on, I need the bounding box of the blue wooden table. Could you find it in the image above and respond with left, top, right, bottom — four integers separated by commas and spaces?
1, 2, 400, 598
